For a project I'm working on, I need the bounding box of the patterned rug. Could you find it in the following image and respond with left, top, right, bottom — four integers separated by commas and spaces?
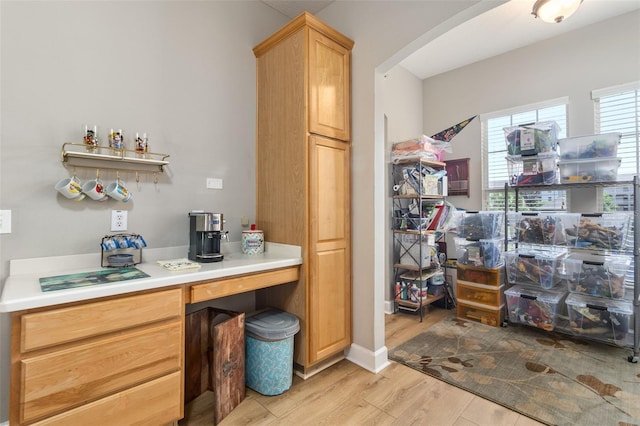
389, 316, 640, 426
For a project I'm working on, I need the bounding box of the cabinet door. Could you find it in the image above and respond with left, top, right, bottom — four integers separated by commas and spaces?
308, 135, 351, 363
308, 28, 351, 141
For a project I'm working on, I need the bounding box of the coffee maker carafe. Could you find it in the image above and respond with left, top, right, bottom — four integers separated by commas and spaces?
188, 212, 224, 262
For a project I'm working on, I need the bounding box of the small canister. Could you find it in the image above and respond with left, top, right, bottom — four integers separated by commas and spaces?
242, 225, 264, 255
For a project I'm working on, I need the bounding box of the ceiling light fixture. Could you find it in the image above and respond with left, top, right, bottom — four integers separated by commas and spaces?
532, 0, 583, 23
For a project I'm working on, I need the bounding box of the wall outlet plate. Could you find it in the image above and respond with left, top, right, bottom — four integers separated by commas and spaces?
111, 210, 128, 231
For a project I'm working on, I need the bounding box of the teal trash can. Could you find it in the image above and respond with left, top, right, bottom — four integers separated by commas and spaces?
245, 309, 300, 395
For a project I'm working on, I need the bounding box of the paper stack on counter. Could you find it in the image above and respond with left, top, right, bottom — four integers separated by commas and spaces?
157, 258, 201, 271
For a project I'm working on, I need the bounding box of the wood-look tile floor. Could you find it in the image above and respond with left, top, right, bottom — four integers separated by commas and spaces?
180, 309, 544, 426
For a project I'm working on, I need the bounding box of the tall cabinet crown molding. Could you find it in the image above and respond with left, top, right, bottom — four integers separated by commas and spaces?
254, 12, 353, 372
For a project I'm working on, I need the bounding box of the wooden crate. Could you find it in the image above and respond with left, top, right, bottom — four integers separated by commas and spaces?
457, 300, 504, 327
184, 308, 245, 425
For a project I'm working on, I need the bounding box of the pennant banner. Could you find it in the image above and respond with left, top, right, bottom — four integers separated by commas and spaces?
430, 115, 477, 142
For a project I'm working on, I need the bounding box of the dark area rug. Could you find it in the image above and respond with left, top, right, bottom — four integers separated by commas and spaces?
389, 316, 640, 426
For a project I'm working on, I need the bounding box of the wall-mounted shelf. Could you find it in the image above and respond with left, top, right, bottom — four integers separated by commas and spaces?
61, 143, 170, 173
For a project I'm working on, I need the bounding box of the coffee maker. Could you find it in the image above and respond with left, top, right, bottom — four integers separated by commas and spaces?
188, 212, 224, 262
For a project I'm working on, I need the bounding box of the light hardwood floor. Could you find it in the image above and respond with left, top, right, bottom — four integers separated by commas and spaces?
180, 309, 544, 426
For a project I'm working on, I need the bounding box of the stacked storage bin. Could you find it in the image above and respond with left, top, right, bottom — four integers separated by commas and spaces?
558, 133, 622, 183
505, 212, 573, 331
454, 211, 506, 326
504, 121, 560, 187
505, 210, 635, 346
563, 213, 634, 346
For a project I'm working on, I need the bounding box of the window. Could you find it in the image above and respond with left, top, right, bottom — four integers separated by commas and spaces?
482, 99, 568, 212
593, 82, 639, 212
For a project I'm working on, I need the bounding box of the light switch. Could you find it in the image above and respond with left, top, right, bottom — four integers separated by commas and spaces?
206, 178, 223, 189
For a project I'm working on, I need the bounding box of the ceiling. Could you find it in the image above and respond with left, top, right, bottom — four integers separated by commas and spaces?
261, 0, 335, 18
261, 0, 640, 80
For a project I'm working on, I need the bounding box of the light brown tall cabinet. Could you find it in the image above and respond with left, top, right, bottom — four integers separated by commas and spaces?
253, 12, 353, 374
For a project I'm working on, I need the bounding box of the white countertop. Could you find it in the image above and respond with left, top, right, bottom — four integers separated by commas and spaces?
0, 242, 302, 312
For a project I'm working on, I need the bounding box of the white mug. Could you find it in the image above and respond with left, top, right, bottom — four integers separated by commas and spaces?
106, 179, 133, 202
55, 175, 85, 201
82, 179, 108, 201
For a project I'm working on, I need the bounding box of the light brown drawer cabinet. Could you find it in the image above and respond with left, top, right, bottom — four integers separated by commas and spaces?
253, 12, 353, 373
10, 288, 184, 425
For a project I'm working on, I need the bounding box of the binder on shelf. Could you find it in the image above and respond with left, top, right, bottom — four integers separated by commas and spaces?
425, 201, 452, 231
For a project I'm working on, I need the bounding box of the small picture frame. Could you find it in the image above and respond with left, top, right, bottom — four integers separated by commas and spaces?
446, 158, 470, 197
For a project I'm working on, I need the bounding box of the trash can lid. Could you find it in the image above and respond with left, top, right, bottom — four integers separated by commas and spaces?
245, 309, 300, 340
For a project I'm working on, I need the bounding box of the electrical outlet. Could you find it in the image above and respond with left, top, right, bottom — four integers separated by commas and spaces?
111, 210, 128, 231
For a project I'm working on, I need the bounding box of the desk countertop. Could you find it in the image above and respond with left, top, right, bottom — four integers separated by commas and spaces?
0, 242, 302, 312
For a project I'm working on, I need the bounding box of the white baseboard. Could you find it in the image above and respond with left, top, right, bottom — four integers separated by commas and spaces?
294, 352, 345, 380
384, 299, 394, 314
1, 420, 8, 426
345, 343, 390, 374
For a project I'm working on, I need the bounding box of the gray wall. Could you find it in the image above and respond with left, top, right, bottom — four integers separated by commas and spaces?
2, 2, 490, 418
0, 1, 289, 420
6, 1, 636, 422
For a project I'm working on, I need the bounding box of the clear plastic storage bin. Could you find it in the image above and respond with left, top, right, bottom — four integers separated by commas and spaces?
504, 249, 564, 289
505, 285, 566, 331
558, 157, 621, 183
455, 237, 504, 268
507, 152, 558, 186
565, 293, 633, 347
566, 213, 631, 251
564, 252, 631, 299
455, 211, 504, 240
504, 121, 560, 156
513, 212, 580, 246
558, 133, 620, 160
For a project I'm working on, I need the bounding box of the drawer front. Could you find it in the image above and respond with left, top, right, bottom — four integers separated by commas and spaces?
21, 320, 182, 424
457, 301, 504, 327
457, 282, 504, 307
191, 266, 299, 303
31, 371, 182, 426
21, 288, 182, 352
456, 264, 503, 286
